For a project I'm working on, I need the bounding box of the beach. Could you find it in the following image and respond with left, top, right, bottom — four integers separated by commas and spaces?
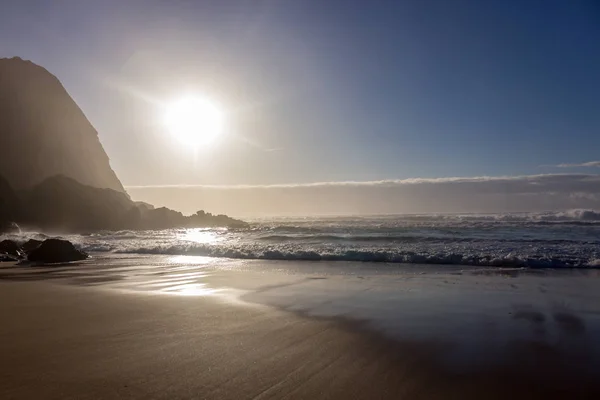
2, 256, 600, 399
2, 0, 600, 397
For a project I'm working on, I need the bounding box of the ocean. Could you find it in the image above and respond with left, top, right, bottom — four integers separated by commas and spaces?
6, 210, 600, 268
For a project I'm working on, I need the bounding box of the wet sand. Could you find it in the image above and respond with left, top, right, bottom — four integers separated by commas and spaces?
2, 258, 600, 399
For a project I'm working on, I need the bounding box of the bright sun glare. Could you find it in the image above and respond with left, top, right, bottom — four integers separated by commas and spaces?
164, 96, 225, 147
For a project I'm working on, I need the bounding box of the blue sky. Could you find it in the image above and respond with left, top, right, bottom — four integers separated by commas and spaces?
2, 0, 600, 214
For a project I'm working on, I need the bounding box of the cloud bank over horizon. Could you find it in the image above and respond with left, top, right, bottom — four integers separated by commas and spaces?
125, 173, 600, 217
556, 161, 600, 168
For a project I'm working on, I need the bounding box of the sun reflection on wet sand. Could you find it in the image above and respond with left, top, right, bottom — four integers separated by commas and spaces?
160, 280, 253, 306
167, 255, 222, 265
153, 255, 251, 304
164, 283, 223, 296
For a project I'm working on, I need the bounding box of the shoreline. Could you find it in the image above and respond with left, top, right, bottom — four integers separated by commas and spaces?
2, 258, 600, 398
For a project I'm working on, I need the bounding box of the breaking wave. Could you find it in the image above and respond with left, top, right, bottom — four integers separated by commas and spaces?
5, 210, 600, 269
111, 243, 600, 268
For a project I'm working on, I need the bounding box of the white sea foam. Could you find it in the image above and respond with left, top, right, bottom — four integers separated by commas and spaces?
3, 212, 600, 268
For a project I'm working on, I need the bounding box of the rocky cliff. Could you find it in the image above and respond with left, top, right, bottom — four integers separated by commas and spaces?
16, 175, 247, 232
0, 57, 246, 233
0, 57, 124, 192
0, 174, 20, 227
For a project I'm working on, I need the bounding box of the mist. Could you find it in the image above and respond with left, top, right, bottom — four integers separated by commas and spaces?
126, 173, 600, 217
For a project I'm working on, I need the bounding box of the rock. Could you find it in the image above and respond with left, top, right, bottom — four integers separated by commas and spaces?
0, 57, 125, 193
141, 207, 186, 230
0, 58, 247, 233
15, 175, 249, 232
0, 239, 23, 258
27, 239, 88, 263
0, 175, 20, 226
21, 239, 43, 254
0, 254, 18, 262
135, 201, 155, 212
21, 175, 134, 231
122, 206, 142, 230
186, 210, 249, 229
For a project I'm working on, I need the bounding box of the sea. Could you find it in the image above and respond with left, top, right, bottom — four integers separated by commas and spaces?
5, 210, 600, 268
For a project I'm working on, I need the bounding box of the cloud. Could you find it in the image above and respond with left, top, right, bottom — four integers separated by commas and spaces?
125, 174, 600, 216
556, 161, 600, 168
125, 174, 596, 189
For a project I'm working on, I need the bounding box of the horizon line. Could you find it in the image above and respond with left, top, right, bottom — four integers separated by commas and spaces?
124, 172, 600, 190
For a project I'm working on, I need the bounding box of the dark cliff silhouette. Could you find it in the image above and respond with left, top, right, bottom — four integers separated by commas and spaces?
0, 175, 21, 231
20, 175, 134, 231
0, 58, 247, 232
2, 174, 246, 232
0, 57, 124, 192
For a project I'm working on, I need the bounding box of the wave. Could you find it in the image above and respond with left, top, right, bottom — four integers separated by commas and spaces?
534, 209, 600, 222
247, 210, 600, 235
424, 209, 600, 222
110, 243, 600, 268
256, 234, 462, 243
6, 210, 600, 269
255, 234, 596, 245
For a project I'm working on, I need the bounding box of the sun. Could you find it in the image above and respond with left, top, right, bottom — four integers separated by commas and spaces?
163, 96, 225, 146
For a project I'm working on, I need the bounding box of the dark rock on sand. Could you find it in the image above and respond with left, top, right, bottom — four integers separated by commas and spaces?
27, 239, 88, 263
22, 239, 43, 254
0, 239, 23, 258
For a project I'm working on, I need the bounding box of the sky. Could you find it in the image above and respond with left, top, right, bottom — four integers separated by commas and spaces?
2, 0, 600, 215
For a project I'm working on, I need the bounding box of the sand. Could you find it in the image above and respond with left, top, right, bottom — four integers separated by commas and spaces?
1, 259, 600, 399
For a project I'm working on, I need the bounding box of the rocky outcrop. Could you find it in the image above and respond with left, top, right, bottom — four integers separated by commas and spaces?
0, 239, 23, 258
17, 175, 248, 231
186, 210, 248, 229
27, 238, 88, 263
0, 57, 124, 192
138, 207, 247, 230
20, 175, 134, 231
0, 175, 20, 228
141, 207, 185, 229
22, 239, 43, 254
134, 201, 155, 212
0, 57, 247, 232
0, 237, 86, 263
